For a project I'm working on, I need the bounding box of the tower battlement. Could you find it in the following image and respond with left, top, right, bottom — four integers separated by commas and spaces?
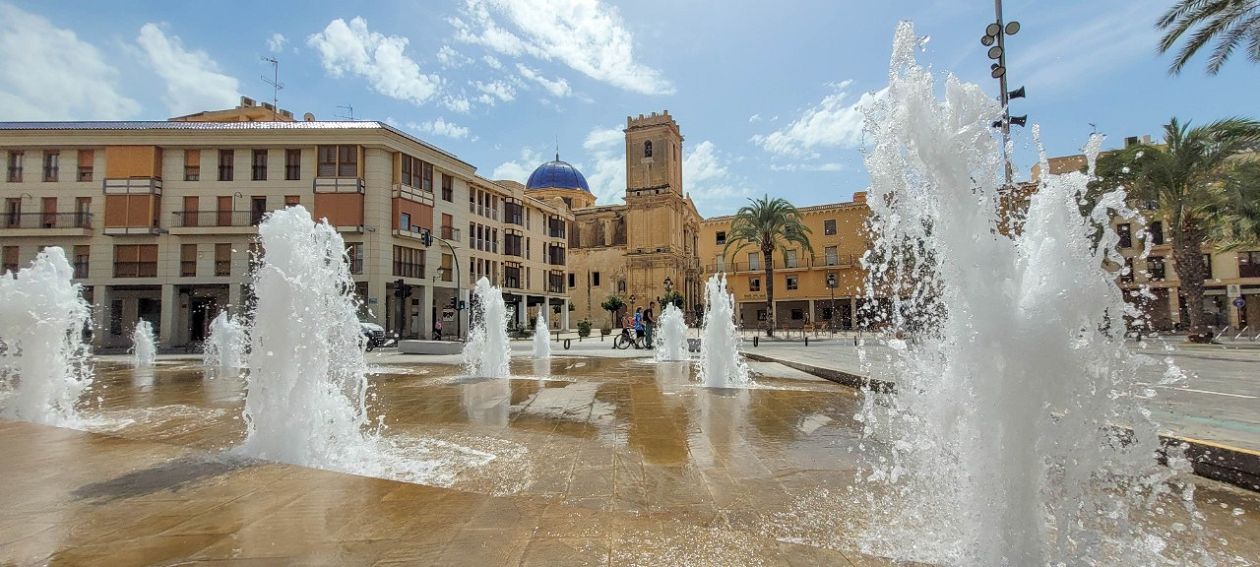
626, 110, 676, 129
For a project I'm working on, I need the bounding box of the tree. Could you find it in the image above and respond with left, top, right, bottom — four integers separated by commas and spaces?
722, 194, 814, 337
1158, 0, 1260, 75
600, 295, 625, 330
1097, 116, 1260, 342
660, 290, 684, 309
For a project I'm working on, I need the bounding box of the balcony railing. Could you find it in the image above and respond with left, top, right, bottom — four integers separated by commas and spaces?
1, 212, 93, 229
439, 226, 461, 241
72, 261, 89, 279
703, 254, 861, 273
113, 261, 158, 278
314, 177, 365, 193
171, 210, 259, 227
103, 177, 162, 195
393, 261, 426, 279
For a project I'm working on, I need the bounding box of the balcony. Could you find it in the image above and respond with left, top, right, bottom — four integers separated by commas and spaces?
0, 212, 93, 236
392, 183, 435, 206
169, 210, 259, 235
393, 224, 433, 243
113, 261, 157, 278
103, 177, 162, 195
313, 177, 364, 194
439, 225, 462, 242
392, 261, 426, 279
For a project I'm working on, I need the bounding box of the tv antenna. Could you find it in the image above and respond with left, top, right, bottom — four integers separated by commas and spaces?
336, 104, 355, 121
260, 57, 284, 118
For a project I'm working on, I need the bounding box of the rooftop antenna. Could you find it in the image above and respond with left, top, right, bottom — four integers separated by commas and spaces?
336, 104, 355, 121
260, 57, 284, 119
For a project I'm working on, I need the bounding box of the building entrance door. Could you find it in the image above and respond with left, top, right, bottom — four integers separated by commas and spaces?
189, 297, 215, 343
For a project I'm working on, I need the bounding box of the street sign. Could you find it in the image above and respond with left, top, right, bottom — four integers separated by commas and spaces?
1233, 297, 1246, 309
442, 308, 456, 322
1227, 284, 1241, 297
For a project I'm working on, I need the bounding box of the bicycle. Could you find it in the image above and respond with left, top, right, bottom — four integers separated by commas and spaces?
612, 328, 646, 350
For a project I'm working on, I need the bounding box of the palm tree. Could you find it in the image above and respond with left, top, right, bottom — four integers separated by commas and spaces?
1097, 117, 1260, 342
722, 195, 813, 337
1158, 0, 1260, 75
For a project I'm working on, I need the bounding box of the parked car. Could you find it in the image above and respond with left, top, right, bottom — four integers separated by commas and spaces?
360, 322, 386, 351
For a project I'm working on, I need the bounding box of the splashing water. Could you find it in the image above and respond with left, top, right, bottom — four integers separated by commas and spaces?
0, 247, 93, 426
463, 277, 511, 377
131, 320, 156, 368
655, 303, 689, 362
853, 22, 1195, 566
696, 274, 749, 387
203, 311, 247, 372
532, 307, 551, 360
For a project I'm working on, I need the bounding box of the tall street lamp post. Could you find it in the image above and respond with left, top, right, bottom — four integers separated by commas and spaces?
982, 0, 1026, 185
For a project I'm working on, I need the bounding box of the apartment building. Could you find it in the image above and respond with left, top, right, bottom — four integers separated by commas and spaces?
697, 194, 871, 330
0, 98, 571, 350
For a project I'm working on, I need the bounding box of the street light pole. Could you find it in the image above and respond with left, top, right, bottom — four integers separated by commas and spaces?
982, 0, 1024, 186
432, 231, 463, 341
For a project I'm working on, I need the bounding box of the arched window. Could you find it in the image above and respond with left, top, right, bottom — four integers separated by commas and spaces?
644, 140, 653, 157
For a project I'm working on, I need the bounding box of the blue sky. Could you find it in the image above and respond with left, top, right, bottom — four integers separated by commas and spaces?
1, 0, 1256, 216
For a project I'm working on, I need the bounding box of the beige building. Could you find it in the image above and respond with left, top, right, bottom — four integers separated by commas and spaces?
0, 97, 572, 350
522, 111, 704, 330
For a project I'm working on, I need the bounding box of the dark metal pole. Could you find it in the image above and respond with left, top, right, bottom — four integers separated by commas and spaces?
995, 0, 1013, 185
436, 235, 462, 342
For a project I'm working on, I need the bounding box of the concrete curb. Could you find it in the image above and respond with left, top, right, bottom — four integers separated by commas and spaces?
746, 353, 1260, 493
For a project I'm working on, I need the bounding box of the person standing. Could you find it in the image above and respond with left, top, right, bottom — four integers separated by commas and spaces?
644, 301, 657, 347
633, 306, 644, 348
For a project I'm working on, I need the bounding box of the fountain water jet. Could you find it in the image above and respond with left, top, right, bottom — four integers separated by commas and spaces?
532, 307, 551, 359
131, 320, 156, 368
853, 22, 1191, 566
203, 311, 247, 372
238, 206, 372, 467
696, 273, 748, 387
0, 247, 93, 426
655, 303, 689, 362
462, 277, 511, 377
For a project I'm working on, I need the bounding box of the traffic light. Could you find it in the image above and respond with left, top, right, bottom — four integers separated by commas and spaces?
421, 228, 432, 247
458, 300, 466, 310
392, 279, 407, 298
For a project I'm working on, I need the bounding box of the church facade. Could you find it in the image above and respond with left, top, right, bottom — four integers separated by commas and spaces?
521, 111, 704, 331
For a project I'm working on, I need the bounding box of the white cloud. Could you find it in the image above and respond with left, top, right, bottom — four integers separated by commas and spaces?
492, 147, 547, 181
267, 33, 287, 53
450, 0, 674, 95
136, 23, 240, 116
1014, 3, 1157, 94
482, 54, 503, 69
442, 94, 472, 113
307, 17, 441, 106
436, 44, 471, 68
0, 4, 139, 120
474, 79, 515, 105
683, 140, 751, 207
406, 117, 470, 139
751, 80, 883, 160
516, 63, 571, 97
769, 162, 845, 172
748, 113, 761, 123
576, 124, 626, 204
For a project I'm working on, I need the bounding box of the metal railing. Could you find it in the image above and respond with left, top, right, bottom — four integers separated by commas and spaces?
1, 212, 93, 229
440, 226, 461, 241
171, 210, 259, 227
702, 254, 860, 273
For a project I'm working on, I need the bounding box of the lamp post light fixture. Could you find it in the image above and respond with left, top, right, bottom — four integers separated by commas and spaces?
826, 272, 837, 331
982, 0, 1026, 185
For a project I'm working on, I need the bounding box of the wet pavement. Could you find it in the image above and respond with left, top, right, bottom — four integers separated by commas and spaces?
1, 356, 1258, 565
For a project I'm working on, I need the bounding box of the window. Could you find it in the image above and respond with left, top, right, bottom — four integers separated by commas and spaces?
442, 174, 454, 201
786, 275, 798, 290
218, 149, 234, 181
77, 150, 94, 182
1203, 254, 1213, 279
715, 255, 726, 272
750, 277, 761, 292
72, 245, 89, 279
715, 231, 726, 245
1121, 257, 1134, 283
421, 161, 434, 191
748, 252, 759, 271
113, 244, 158, 278
284, 195, 300, 207
250, 197, 267, 225
1148, 221, 1164, 245
1147, 256, 1165, 280
181, 244, 197, 277
393, 245, 425, 278
184, 150, 200, 181
825, 246, 838, 266
251, 149, 268, 180
593, 272, 601, 286
317, 145, 358, 177
824, 219, 836, 235
215, 243, 231, 276
6, 151, 22, 182
643, 140, 653, 157
785, 249, 799, 268
1116, 223, 1132, 249
42, 151, 58, 182
75, 197, 91, 228
344, 243, 363, 274
790, 308, 804, 320
4, 198, 19, 228
1, 246, 17, 273
568, 273, 576, 287
400, 212, 412, 231
1240, 252, 1260, 278
285, 149, 301, 180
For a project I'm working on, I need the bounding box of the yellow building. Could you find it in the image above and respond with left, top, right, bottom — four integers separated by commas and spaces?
522, 111, 704, 330
698, 194, 871, 330
0, 97, 573, 349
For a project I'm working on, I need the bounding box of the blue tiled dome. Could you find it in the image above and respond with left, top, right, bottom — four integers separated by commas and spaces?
526, 156, 590, 192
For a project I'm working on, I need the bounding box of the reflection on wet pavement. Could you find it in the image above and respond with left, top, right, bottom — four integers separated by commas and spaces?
0, 356, 1256, 565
